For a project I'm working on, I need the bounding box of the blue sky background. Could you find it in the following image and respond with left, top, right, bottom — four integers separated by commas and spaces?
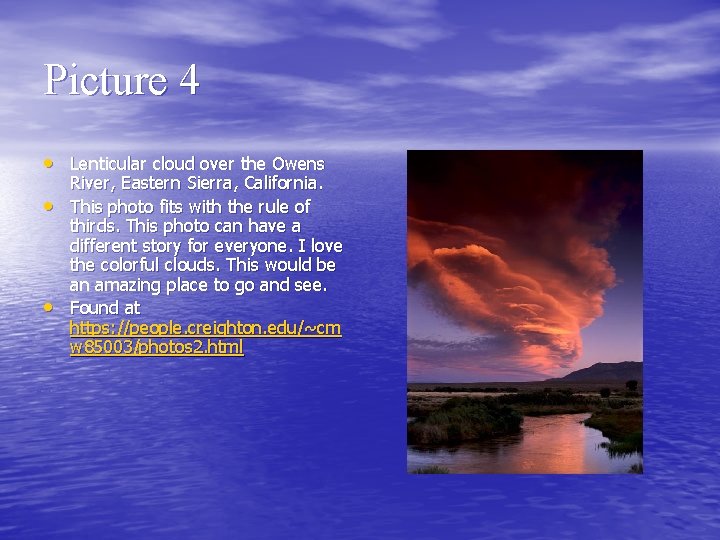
2, 0, 712, 377
1, 3, 720, 535
2, 0, 719, 149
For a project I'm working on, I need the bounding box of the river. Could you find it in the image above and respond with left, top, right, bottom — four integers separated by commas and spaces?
407, 413, 642, 474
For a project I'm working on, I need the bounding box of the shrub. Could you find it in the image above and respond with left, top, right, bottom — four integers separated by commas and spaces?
408, 397, 522, 445
601, 432, 643, 456
584, 409, 643, 455
413, 466, 450, 474
496, 390, 588, 406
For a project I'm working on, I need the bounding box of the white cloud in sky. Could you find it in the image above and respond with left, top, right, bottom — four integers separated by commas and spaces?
68, 0, 450, 50
430, 9, 720, 96
0, 5, 718, 146
326, 0, 450, 49
81, 0, 293, 47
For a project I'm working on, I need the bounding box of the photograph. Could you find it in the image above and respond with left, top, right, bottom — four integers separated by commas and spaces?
408, 150, 642, 474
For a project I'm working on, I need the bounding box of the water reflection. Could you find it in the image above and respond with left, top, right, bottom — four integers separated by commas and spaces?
408, 413, 641, 474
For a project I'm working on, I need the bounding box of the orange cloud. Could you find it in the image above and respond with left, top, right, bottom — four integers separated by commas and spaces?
407, 151, 638, 376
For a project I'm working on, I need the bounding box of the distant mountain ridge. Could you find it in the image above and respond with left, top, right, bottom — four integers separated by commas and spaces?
548, 361, 642, 382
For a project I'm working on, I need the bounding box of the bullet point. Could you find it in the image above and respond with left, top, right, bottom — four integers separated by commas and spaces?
43, 158, 53, 168
43, 303, 53, 312
43, 201, 53, 211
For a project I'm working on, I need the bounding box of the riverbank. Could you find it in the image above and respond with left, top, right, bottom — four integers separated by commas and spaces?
408, 388, 642, 418
408, 397, 522, 444
408, 413, 641, 474
407, 386, 643, 474
584, 409, 643, 456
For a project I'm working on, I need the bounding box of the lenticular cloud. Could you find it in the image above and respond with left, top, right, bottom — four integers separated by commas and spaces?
408, 151, 638, 373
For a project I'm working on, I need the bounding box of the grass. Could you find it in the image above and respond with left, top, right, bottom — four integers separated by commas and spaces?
423, 386, 519, 393
601, 433, 643, 457
584, 408, 643, 454
408, 397, 522, 445
408, 381, 642, 394
407, 388, 643, 469
494, 390, 601, 416
412, 466, 450, 474
516, 404, 597, 416
408, 389, 642, 418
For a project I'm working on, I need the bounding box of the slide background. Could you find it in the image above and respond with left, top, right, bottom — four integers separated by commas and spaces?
2, 2, 720, 538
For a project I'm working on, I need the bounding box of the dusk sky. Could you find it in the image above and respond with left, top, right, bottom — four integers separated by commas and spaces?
1, 1, 719, 148
408, 151, 642, 381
